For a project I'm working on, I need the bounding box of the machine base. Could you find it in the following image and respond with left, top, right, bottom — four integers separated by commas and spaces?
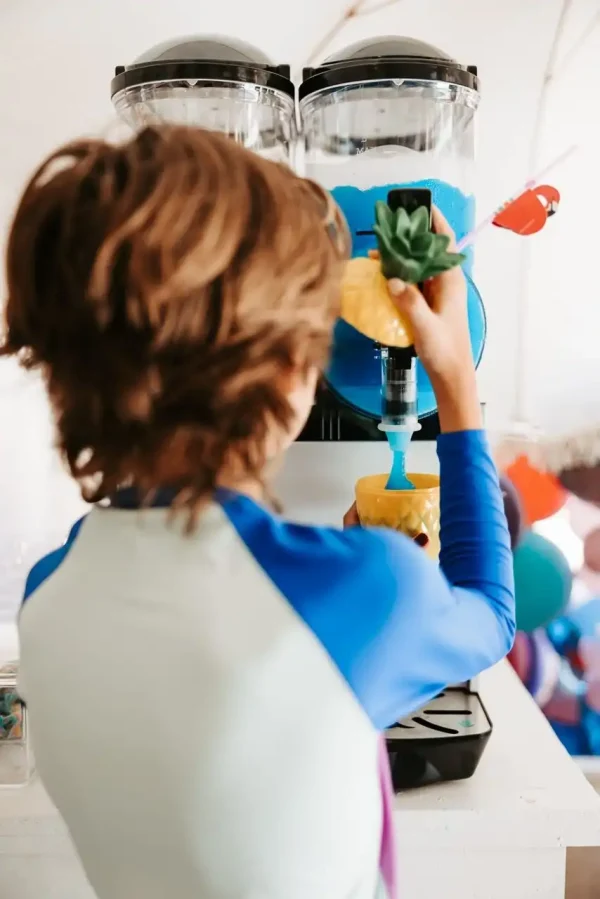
385, 686, 492, 791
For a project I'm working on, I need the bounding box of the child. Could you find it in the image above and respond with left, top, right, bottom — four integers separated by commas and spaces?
2, 125, 514, 899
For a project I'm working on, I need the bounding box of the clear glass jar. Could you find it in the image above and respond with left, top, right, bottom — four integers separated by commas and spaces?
111, 36, 296, 165
301, 78, 479, 254
300, 42, 485, 423
113, 82, 295, 164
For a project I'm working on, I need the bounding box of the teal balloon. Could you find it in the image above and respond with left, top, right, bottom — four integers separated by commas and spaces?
513, 531, 572, 633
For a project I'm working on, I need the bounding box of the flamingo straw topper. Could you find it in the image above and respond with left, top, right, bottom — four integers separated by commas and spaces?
456, 144, 577, 252
493, 184, 560, 236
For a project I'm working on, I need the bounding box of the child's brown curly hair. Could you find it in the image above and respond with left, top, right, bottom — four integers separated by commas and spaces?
1, 125, 349, 514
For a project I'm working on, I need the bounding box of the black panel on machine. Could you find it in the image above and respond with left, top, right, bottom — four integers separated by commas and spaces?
297, 385, 440, 442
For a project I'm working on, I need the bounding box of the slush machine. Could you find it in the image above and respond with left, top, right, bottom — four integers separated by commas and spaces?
297, 37, 492, 790
111, 35, 295, 164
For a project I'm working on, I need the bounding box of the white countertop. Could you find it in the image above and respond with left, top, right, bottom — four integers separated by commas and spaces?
394, 661, 600, 852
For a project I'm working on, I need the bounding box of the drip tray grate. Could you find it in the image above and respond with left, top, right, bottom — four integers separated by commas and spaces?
386, 690, 492, 741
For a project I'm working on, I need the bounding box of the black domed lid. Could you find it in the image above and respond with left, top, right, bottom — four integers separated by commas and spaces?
111, 35, 294, 100
324, 36, 452, 63
300, 35, 478, 101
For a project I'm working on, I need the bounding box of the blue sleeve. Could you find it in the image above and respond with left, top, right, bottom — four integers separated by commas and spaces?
438, 430, 515, 608
353, 429, 515, 726
223, 431, 514, 731
22, 517, 86, 605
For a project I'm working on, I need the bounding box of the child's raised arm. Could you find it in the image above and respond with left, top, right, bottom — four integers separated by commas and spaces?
220, 424, 514, 732
340, 427, 514, 729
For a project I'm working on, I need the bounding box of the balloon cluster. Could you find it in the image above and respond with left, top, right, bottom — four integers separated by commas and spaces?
501, 452, 600, 757
501, 456, 571, 633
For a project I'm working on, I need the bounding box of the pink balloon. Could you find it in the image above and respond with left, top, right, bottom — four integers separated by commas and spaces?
578, 566, 600, 594
507, 632, 531, 683
567, 494, 600, 540
584, 528, 600, 573
543, 689, 581, 726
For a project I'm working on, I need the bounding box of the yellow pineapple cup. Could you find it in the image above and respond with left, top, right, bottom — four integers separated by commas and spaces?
355, 473, 440, 559
340, 256, 414, 348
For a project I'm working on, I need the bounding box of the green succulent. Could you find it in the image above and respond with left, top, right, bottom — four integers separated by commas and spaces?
373, 201, 466, 284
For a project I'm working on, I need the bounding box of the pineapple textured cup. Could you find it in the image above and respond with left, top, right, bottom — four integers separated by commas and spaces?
339, 202, 465, 349
355, 473, 440, 560
341, 257, 414, 348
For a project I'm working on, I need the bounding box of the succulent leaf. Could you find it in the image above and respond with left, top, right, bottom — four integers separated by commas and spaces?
393, 207, 412, 239
375, 200, 395, 236
372, 202, 466, 284
411, 234, 434, 257
422, 254, 467, 278
373, 224, 395, 259
431, 233, 451, 254
409, 206, 430, 237
375, 225, 411, 260
398, 259, 423, 282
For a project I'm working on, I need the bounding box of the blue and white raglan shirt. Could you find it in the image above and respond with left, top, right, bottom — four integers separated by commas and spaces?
18, 431, 514, 899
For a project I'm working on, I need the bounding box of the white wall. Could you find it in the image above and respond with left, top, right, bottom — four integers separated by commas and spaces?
524, 7, 600, 433
0, 0, 599, 622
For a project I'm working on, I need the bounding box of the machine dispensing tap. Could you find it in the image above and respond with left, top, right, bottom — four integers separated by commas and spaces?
379, 345, 419, 436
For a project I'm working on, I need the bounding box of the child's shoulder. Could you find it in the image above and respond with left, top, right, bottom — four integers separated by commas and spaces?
23, 517, 86, 606
221, 491, 423, 609
221, 493, 432, 729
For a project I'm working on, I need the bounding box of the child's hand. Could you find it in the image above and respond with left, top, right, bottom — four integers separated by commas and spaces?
386, 206, 482, 433
343, 504, 430, 549
343, 503, 360, 528
386, 207, 471, 386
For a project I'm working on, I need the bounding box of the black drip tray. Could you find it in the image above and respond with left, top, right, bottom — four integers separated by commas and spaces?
385, 689, 492, 791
